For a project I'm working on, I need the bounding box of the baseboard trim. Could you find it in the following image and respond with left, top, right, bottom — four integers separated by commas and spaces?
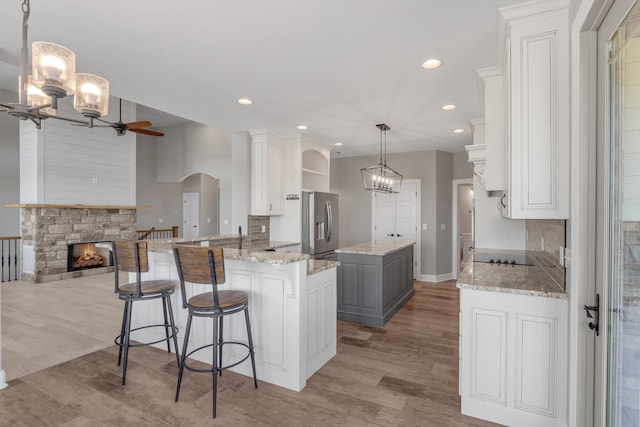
418, 273, 455, 283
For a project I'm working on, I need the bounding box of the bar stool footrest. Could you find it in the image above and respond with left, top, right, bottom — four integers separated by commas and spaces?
183, 341, 252, 373
115, 324, 179, 348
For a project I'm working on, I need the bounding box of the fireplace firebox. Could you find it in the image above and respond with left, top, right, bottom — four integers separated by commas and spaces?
67, 242, 114, 272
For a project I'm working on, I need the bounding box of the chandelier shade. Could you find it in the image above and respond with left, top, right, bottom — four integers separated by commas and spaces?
32, 41, 76, 105
361, 124, 403, 194
74, 73, 109, 118
22, 75, 55, 116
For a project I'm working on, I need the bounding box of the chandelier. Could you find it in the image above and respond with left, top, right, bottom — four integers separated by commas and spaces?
361, 124, 403, 194
0, 0, 110, 129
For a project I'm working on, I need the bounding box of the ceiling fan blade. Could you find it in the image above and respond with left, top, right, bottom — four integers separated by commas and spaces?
130, 128, 164, 137
124, 121, 152, 130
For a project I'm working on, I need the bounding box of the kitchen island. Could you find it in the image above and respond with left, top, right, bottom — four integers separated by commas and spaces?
457, 249, 568, 427
127, 240, 339, 392
335, 240, 415, 326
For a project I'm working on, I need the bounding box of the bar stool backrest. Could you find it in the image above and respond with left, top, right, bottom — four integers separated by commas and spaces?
112, 240, 149, 296
173, 245, 226, 310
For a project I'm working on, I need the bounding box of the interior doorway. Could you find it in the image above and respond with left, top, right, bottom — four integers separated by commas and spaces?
183, 192, 199, 238
371, 179, 421, 279
452, 178, 474, 279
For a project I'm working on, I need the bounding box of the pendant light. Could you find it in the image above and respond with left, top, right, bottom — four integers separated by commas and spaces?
0, 0, 110, 129
361, 124, 403, 194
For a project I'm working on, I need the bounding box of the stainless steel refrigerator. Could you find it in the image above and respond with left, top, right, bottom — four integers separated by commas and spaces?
301, 191, 339, 260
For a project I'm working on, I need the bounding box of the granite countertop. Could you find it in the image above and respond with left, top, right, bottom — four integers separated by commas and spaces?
335, 239, 415, 256
307, 259, 340, 276
146, 240, 307, 265
457, 249, 566, 299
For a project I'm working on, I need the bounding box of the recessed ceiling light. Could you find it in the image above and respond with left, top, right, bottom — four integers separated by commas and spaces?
421, 58, 442, 69
297, 125, 308, 130
237, 98, 253, 105
442, 104, 456, 111
334, 142, 343, 146
453, 129, 465, 134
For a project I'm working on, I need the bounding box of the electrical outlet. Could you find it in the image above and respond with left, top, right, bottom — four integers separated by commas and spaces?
261, 225, 266, 233
559, 247, 565, 266
541, 236, 545, 251
207, 218, 211, 223
422, 224, 427, 230
223, 219, 229, 225
158, 218, 163, 223
440, 223, 445, 231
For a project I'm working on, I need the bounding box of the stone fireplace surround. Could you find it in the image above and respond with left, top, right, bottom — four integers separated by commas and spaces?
7, 204, 144, 283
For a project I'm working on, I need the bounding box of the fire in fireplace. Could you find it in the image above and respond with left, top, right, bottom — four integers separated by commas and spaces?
67, 242, 113, 272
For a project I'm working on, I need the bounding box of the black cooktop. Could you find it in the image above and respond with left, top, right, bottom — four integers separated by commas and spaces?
473, 253, 535, 266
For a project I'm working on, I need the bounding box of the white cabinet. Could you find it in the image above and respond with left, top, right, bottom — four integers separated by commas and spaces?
459, 288, 568, 427
250, 129, 284, 216
500, 1, 569, 219
476, 67, 505, 193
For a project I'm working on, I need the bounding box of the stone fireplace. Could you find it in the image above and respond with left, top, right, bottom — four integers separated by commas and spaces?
10, 204, 142, 283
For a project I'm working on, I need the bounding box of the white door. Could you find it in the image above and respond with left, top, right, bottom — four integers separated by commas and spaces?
373, 192, 396, 241
595, 2, 640, 425
372, 180, 420, 278
183, 192, 199, 238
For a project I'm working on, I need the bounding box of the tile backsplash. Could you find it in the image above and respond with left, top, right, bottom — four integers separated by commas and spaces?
526, 219, 566, 287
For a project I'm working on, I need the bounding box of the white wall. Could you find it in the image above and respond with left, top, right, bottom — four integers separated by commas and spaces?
156, 122, 233, 234
19, 96, 136, 205
0, 89, 20, 236
135, 133, 183, 230
473, 175, 526, 249
231, 131, 251, 233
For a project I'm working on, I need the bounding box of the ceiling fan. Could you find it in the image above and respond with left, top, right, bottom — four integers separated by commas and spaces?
90, 99, 165, 137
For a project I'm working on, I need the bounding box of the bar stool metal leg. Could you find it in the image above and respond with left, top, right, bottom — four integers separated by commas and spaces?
218, 316, 224, 377
117, 300, 128, 367
121, 299, 133, 385
244, 306, 258, 389
165, 295, 180, 366
162, 297, 171, 353
175, 311, 193, 402
212, 315, 219, 418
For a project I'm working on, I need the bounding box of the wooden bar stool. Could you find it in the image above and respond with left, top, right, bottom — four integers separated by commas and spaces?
173, 245, 258, 418
112, 240, 180, 385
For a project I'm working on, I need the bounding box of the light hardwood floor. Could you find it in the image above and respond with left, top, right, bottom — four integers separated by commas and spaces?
0, 276, 501, 426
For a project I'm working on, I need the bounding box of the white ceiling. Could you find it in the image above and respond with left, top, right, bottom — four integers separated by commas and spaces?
0, 0, 523, 157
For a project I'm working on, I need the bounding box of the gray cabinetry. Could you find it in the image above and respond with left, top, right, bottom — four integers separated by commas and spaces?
337, 244, 414, 326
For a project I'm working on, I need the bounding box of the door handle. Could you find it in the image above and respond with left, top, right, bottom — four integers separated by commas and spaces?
397, 234, 403, 237
387, 233, 395, 237
583, 293, 600, 336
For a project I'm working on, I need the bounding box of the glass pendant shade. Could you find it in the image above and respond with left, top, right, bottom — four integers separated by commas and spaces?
32, 41, 76, 99
361, 163, 403, 193
74, 73, 109, 117
21, 75, 55, 116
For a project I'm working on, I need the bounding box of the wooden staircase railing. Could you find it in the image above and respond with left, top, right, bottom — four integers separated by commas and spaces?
136, 226, 179, 240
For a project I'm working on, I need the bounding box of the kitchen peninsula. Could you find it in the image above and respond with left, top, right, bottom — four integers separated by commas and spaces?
127, 238, 339, 392
336, 240, 415, 326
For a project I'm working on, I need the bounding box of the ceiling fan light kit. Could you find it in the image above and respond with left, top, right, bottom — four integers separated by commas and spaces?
0, 0, 117, 131
361, 124, 403, 194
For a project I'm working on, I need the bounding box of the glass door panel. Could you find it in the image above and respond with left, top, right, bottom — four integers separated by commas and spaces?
605, 4, 640, 425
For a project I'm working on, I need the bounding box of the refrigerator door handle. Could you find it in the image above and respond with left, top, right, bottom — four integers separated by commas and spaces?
325, 200, 332, 242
